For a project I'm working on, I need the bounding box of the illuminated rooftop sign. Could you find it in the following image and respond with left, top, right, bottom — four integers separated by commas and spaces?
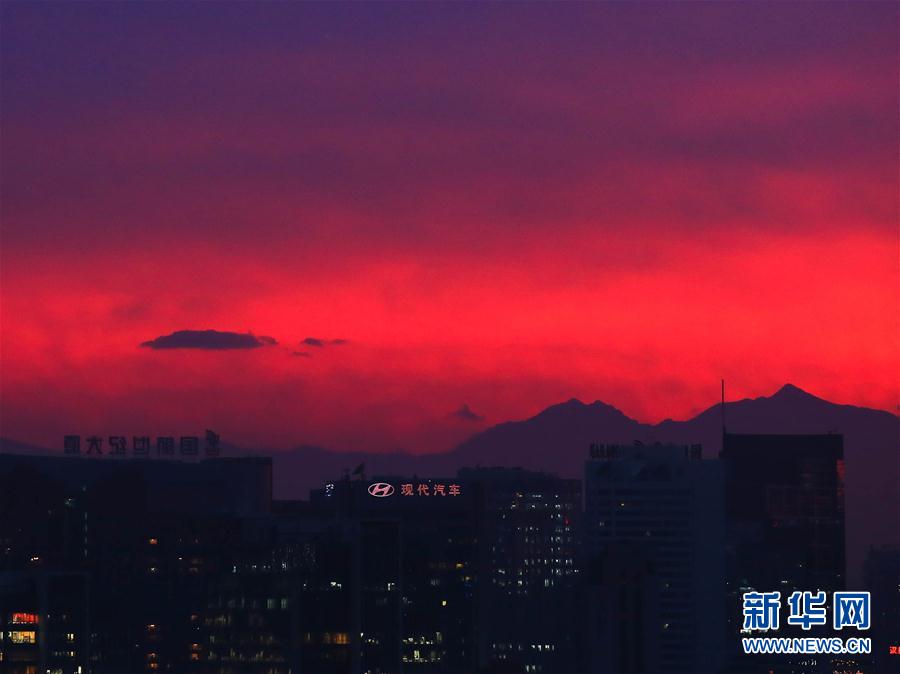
10, 613, 38, 624
367, 481, 462, 498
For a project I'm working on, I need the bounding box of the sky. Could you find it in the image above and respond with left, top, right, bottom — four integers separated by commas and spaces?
1, 2, 897, 454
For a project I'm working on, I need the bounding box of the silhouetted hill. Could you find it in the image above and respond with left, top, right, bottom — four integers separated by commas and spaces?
450, 397, 650, 471
0, 437, 55, 456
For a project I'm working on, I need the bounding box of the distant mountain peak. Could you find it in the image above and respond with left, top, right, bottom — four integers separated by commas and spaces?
774, 382, 807, 396
533, 397, 636, 424
769, 383, 822, 402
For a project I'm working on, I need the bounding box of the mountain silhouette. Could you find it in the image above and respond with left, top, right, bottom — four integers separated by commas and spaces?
2, 383, 896, 583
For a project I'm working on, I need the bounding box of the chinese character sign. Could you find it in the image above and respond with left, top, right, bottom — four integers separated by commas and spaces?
369, 482, 463, 498
62, 433, 223, 458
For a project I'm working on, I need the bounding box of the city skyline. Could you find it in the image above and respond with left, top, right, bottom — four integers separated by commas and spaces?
1, 3, 897, 672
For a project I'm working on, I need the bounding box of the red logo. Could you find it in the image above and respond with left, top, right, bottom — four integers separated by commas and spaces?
367, 482, 395, 498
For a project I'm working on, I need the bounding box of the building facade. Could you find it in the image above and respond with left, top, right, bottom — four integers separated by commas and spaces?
584, 443, 725, 674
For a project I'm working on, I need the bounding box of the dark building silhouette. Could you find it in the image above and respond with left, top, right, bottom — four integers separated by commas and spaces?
0, 454, 272, 674
584, 544, 659, 674
583, 443, 725, 674
721, 432, 847, 674
866, 546, 900, 674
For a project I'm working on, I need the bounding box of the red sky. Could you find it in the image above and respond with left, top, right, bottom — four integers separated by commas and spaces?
1, 3, 897, 453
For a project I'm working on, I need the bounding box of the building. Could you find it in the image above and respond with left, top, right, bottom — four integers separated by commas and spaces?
460, 468, 582, 674
0, 453, 272, 674
865, 546, 900, 674
583, 543, 660, 674
584, 443, 725, 674
0, 571, 89, 674
311, 474, 481, 673
310, 469, 583, 674
721, 432, 846, 674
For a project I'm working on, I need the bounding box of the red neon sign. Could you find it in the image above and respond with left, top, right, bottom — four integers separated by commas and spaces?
11, 612, 39, 624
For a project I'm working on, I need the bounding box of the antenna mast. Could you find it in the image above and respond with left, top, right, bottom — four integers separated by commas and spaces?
721, 379, 726, 434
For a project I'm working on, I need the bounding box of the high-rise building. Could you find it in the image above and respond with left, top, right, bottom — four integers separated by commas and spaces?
722, 433, 845, 593
311, 474, 481, 673
584, 443, 725, 674
584, 543, 660, 674
865, 546, 900, 674
459, 467, 582, 674
721, 432, 846, 674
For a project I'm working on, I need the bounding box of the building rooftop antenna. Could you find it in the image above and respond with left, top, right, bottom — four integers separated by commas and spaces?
721, 379, 727, 435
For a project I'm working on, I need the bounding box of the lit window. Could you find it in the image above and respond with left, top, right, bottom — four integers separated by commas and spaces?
9, 631, 36, 644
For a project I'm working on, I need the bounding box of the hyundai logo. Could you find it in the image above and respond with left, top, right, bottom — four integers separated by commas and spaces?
368, 482, 395, 498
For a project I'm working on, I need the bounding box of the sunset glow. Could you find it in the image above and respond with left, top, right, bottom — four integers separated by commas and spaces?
2, 2, 897, 452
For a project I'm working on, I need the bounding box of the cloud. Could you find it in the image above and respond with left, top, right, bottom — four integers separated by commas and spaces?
452, 404, 485, 423
302, 337, 348, 347
141, 329, 277, 350
292, 351, 312, 358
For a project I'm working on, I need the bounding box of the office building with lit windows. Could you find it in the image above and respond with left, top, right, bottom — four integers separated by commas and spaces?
460, 467, 583, 674
310, 474, 480, 673
0, 570, 89, 674
0, 453, 272, 674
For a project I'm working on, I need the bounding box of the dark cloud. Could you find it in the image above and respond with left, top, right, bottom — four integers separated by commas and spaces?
141, 329, 277, 350
452, 404, 485, 423
302, 337, 348, 347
